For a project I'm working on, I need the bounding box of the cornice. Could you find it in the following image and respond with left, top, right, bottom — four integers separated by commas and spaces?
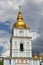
12, 36, 32, 39
13, 27, 30, 30
2, 57, 42, 60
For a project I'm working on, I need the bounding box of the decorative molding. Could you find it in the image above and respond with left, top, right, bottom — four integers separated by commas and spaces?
13, 27, 30, 30
3, 57, 41, 60
12, 36, 32, 39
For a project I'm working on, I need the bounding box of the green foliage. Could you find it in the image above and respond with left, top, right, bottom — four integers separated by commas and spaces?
0, 61, 3, 65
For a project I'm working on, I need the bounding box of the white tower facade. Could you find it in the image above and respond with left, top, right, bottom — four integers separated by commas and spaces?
11, 28, 32, 57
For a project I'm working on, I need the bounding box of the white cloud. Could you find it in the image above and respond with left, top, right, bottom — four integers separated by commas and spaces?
31, 0, 43, 3
0, 0, 43, 22
0, 30, 9, 35
0, 30, 11, 37
2, 50, 10, 57
0, 37, 10, 53
30, 32, 40, 40
40, 53, 43, 56
0, 0, 27, 22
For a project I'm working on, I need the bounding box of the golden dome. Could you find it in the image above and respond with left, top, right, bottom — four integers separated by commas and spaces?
14, 21, 27, 28
13, 7, 27, 28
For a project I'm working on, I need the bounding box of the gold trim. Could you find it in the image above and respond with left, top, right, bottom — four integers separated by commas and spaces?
3, 57, 42, 60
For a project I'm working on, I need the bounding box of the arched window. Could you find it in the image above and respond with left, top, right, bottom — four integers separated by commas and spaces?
20, 43, 24, 51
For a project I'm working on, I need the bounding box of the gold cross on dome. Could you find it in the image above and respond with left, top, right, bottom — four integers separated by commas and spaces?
19, 5, 21, 11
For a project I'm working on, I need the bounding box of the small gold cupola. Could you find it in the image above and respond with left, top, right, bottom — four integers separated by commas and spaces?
34, 52, 38, 59
39, 54, 42, 60
13, 6, 27, 28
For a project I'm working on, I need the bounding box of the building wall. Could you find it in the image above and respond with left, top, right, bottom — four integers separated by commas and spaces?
12, 37, 32, 57
13, 28, 30, 37
11, 28, 32, 58
3, 58, 41, 65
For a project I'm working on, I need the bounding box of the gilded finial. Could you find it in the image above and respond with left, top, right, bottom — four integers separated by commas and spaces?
19, 5, 21, 12
17, 5, 23, 20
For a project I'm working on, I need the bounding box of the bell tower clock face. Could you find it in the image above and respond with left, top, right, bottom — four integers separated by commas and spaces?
19, 29, 23, 33
19, 29, 24, 36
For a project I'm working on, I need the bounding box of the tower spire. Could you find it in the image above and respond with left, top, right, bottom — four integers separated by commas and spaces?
13, 2, 27, 28
19, 5, 21, 11
17, 5, 23, 20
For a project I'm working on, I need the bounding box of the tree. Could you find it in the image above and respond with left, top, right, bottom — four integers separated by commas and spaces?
0, 60, 3, 65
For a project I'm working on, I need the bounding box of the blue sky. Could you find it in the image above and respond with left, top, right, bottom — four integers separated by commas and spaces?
0, 0, 43, 56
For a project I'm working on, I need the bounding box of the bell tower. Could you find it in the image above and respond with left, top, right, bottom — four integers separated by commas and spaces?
10, 6, 32, 58
3, 4, 42, 65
